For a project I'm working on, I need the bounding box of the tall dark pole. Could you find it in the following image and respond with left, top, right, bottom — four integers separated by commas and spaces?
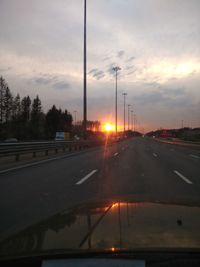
83, 0, 87, 139
128, 104, 131, 130
134, 114, 136, 133
113, 66, 121, 136
131, 110, 133, 131
122, 92, 127, 134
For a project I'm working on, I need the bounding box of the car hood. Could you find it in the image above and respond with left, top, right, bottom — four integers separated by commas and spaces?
1, 201, 200, 259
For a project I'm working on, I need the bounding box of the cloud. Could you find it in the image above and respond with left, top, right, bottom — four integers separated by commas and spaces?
126, 65, 134, 70
88, 69, 105, 80
126, 56, 135, 62
33, 73, 70, 90
103, 56, 112, 61
34, 77, 52, 85
88, 68, 98, 74
117, 50, 125, 58
0, 0, 199, 130
127, 70, 136, 76
135, 87, 186, 106
0, 67, 12, 72
53, 81, 70, 90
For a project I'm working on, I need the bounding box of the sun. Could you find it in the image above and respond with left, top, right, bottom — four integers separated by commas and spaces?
104, 123, 114, 132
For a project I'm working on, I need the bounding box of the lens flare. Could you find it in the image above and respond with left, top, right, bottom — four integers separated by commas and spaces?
104, 123, 114, 132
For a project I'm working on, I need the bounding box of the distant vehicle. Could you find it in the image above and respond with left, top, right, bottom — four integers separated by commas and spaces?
4, 138, 18, 143
159, 130, 175, 138
55, 132, 70, 141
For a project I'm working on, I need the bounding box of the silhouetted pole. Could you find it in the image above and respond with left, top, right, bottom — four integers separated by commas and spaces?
122, 92, 127, 133
131, 110, 133, 131
128, 104, 131, 130
134, 114, 136, 133
113, 66, 121, 136
83, 0, 87, 139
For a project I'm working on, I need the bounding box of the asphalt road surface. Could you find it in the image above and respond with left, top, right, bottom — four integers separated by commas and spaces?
0, 137, 200, 240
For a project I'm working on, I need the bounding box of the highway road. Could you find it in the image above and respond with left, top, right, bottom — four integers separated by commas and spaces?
0, 137, 200, 241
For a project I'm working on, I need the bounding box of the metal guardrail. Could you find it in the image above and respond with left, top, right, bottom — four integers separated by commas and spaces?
0, 140, 104, 162
154, 138, 200, 148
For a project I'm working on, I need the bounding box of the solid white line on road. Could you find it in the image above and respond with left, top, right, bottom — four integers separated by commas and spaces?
153, 153, 158, 157
76, 169, 98, 185
173, 170, 193, 185
190, 154, 200, 159
114, 152, 119, 156
0, 150, 91, 175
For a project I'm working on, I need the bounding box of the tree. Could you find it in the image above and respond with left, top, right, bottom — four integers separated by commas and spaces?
17, 96, 32, 139
21, 96, 31, 122
4, 86, 13, 123
10, 93, 21, 139
30, 95, 44, 139
0, 76, 7, 124
12, 93, 21, 120
45, 105, 72, 139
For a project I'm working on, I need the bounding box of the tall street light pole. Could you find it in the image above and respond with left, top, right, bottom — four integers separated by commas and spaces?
134, 114, 136, 133
83, 0, 87, 139
113, 66, 121, 136
122, 92, 127, 134
131, 110, 133, 131
127, 104, 131, 130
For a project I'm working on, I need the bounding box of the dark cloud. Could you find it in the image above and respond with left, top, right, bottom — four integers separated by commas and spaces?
33, 74, 70, 90
135, 88, 185, 106
127, 70, 136, 76
126, 56, 135, 62
93, 70, 104, 77
96, 74, 105, 80
0, 67, 12, 72
126, 65, 134, 70
117, 50, 125, 58
89, 69, 105, 80
88, 68, 98, 74
53, 81, 70, 90
145, 82, 160, 87
103, 56, 112, 61
34, 77, 52, 85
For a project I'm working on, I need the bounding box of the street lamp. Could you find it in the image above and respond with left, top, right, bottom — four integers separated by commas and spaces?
131, 110, 133, 131
83, 0, 87, 139
127, 104, 131, 130
134, 114, 136, 133
113, 66, 121, 136
122, 92, 127, 133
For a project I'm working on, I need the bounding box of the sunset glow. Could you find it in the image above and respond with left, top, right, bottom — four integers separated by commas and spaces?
103, 123, 114, 132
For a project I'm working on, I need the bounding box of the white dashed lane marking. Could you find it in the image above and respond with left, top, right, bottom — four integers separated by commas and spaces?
76, 170, 98, 185
190, 154, 200, 159
173, 170, 193, 185
153, 153, 158, 157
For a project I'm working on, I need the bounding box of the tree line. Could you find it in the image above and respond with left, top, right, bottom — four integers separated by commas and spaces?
0, 76, 72, 141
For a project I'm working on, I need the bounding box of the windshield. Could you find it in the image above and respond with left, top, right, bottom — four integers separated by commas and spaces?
0, 0, 200, 260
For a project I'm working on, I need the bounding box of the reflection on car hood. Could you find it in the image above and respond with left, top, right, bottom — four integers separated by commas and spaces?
1, 201, 200, 259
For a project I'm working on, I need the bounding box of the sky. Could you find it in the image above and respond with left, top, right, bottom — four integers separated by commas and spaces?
0, 0, 200, 132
